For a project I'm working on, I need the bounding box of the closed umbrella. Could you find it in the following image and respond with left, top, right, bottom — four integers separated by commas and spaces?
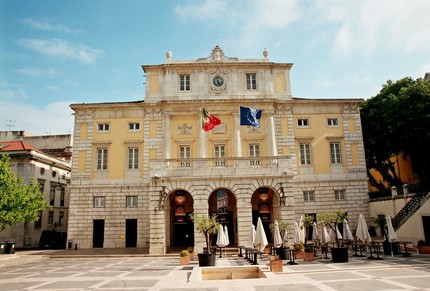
224, 225, 230, 247
282, 226, 289, 247
311, 222, 319, 242
254, 217, 268, 252
328, 228, 336, 243
343, 219, 354, 241
386, 214, 398, 257
273, 220, 283, 248
216, 224, 227, 257
356, 213, 372, 243
299, 216, 305, 243
250, 224, 256, 248
321, 224, 329, 245
294, 221, 302, 244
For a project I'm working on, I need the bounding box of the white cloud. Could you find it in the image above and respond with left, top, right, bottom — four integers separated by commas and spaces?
17, 38, 104, 64
22, 18, 81, 34
0, 101, 74, 136
318, 0, 430, 56
174, 0, 228, 21
0, 79, 29, 100
14, 67, 59, 77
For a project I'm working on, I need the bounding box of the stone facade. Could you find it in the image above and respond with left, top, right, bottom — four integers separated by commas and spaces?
68, 46, 368, 254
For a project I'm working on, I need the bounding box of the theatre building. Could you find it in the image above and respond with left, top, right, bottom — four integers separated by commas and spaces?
68, 46, 368, 254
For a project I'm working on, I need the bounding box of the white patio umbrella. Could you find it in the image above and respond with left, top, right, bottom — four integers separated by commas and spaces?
343, 219, 354, 241
293, 221, 301, 244
254, 217, 268, 252
299, 215, 306, 243
273, 220, 283, 248
356, 213, 372, 243
282, 226, 289, 247
250, 224, 256, 248
216, 224, 227, 247
311, 222, 319, 242
386, 214, 398, 257
224, 225, 230, 247
321, 224, 329, 245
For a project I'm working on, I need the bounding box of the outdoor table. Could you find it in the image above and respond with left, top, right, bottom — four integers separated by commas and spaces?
287, 249, 297, 265
352, 241, 366, 257
244, 248, 251, 260
369, 241, 383, 260
399, 241, 414, 257
238, 245, 244, 257
321, 245, 330, 259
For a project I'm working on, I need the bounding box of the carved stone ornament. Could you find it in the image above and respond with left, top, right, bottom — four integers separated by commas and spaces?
178, 123, 192, 135
197, 45, 238, 63
209, 69, 227, 94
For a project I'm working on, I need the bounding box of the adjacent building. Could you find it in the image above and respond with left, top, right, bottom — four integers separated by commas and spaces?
68, 46, 368, 254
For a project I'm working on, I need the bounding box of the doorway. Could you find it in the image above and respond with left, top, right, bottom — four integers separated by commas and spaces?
125, 219, 137, 248
93, 219, 105, 248
422, 216, 430, 243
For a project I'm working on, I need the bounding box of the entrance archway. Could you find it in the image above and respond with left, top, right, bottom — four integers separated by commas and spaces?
167, 190, 194, 248
251, 187, 280, 244
208, 188, 237, 246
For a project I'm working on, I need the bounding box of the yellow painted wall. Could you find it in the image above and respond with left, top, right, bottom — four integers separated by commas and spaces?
281, 117, 289, 135
276, 73, 286, 93
171, 115, 199, 158
240, 116, 266, 157
149, 75, 159, 94
150, 120, 157, 138
350, 143, 359, 166
206, 115, 232, 158
294, 114, 344, 174
78, 151, 86, 173
348, 118, 356, 134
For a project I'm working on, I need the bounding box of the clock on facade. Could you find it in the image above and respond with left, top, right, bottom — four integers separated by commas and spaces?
212, 75, 224, 87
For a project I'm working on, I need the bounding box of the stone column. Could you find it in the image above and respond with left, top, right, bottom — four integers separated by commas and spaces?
164, 113, 172, 159
149, 187, 166, 255
266, 111, 277, 156
200, 121, 208, 158
236, 190, 253, 248
233, 112, 242, 157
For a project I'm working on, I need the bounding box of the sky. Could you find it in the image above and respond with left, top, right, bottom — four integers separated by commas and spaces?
1, 0, 429, 136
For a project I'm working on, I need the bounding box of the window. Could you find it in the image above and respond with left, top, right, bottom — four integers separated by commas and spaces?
303, 191, 315, 202
334, 190, 345, 200
48, 211, 54, 225
38, 179, 45, 193
249, 144, 260, 166
94, 196, 106, 208
330, 142, 342, 164
126, 196, 138, 207
60, 187, 65, 206
34, 211, 42, 229
214, 145, 226, 167
299, 143, 311, 165
180, 74, 190, 91
327, 118, 339, 127
128, 122, 140, 131
97, 123, 110, 132
297, 118, 309, 127
179, 145, 191, 167
59, 211, 64, 226
49, 186, 55, 206
96, 148, 108, 170
128, 148, 139, 169
246, 73, 257, 90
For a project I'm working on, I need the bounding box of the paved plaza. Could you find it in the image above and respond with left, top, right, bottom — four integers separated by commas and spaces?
0, 249, 429, 290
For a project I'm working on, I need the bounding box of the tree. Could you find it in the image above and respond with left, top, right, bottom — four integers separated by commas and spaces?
189, 212, 219, 253
0, 155, 51, 233
361, 77, 430, 190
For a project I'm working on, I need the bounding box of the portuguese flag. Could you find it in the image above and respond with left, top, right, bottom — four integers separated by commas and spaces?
202, 108, 221, 131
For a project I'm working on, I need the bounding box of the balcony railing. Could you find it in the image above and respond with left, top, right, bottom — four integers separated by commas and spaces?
151, 156, 291, 178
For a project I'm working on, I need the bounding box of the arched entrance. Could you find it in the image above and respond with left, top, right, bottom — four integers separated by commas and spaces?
251, 187, 280, 243
167, 190, 194, 248
208, 188, 237, 246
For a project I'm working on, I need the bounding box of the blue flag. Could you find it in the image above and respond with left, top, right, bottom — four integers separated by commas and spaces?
240, 106, 262, 127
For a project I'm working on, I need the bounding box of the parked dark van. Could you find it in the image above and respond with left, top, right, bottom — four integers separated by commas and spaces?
39, 230, 67, 249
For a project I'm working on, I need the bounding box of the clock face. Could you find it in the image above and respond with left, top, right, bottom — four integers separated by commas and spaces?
212, 75, 224, 87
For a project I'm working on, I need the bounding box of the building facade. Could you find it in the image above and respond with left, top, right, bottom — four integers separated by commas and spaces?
0, 140, 71, 248
68, 46, 368, 254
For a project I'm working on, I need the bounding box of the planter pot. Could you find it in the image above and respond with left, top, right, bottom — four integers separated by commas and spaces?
275, 247, 288, 260
330, 247, 349, 263
294, 251, 305, 259
418, 246, 430, 254
270, 259, 283, 272
198, 253, 216, 266
303, 252, 314, 261
383, 241, 400, 255
180, 256, 190, 265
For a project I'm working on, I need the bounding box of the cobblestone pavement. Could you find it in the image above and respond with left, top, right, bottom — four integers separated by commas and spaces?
0, 250, 429, 290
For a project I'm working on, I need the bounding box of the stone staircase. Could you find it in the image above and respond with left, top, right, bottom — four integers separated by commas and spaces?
392, 191, 430, 230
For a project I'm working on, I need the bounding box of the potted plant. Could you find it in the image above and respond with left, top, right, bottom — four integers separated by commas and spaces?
417, 240, 430, 254
317, 210, 348, 263
269, 219, 290, 260
189, 212, 219, 266
303, 244, 315, 261
187, 247, 195, 260
179, 249, 190, 265
293, 241, 305, 259
370, 215, 386, 238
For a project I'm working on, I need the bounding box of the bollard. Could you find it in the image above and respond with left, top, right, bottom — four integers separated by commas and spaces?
74, 242, 78, 250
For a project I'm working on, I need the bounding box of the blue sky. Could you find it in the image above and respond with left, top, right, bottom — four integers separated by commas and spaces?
1, 0, 429, 135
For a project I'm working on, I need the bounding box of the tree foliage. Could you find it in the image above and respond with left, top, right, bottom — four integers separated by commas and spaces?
360, 77, 430, 190
0, 155, 51, 231
189, 212, 219, 252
